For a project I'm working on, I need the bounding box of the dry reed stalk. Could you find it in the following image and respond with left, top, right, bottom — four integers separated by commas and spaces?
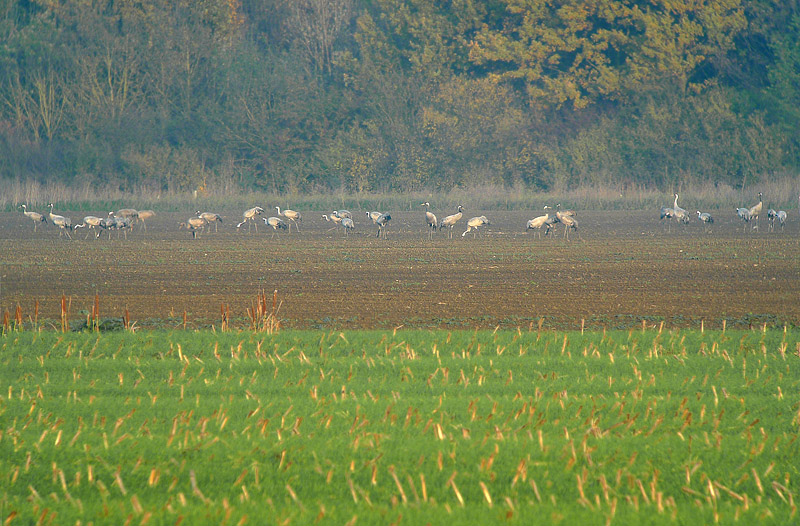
2, 310, 9, 333
123, 308, 130, 330
60, 294, 71, 333
15, 304, 22, 330
34, 299, 39, 328
94, 293, 100, 332
247, 290, 281, 333
220, 304, 230, 332
182, 310, 187, 330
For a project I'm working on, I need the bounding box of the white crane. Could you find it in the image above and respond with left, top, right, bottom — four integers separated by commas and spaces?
421, 202, 437, 239
275, 206, 301, 232
237, 206, 265, 232
20, 204, 47, 231
558, 214, 578, 240
462, 216, 490, 237
439, 205, 463, 239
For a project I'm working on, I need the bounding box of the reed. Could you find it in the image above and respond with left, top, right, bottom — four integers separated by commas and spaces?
246, 289, 281, 333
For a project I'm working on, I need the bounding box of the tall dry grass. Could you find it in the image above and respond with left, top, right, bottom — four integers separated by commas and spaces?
3, 175, 799, 211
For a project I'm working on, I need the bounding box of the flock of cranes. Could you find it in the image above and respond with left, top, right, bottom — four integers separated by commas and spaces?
16, 193, 794, 241
660, 192, 790, 234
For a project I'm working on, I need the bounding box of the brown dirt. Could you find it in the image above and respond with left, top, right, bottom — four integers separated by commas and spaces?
1, 209, 798, 330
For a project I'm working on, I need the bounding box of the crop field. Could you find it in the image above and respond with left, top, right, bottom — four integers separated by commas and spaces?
1, 328, 799, 525
1, 209, 799, 330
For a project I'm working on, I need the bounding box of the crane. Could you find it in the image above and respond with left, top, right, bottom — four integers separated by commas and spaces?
736, 207, 751, 233
237, 206, 265, 232
421, 202, 437, 239
179, 217, 206, 239
137, 210, 155, 231
526, 214, 550, 239
263, 216, 288, 238
748, 192, 763, 231
462, 216, 490, 237
696, 210, 713, 233
275, 206, 301, 232
47, 203, 75, 239
20, 204, 47, 231
81, 215, 106, 239
439, 205, 464, 239
196, 211, 223, 232
375, 213, 391, 239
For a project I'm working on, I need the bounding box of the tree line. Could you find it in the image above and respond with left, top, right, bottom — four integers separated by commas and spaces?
1, 0, 798, 194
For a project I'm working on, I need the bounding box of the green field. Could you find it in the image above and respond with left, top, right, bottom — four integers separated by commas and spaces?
1, 328, 799, 525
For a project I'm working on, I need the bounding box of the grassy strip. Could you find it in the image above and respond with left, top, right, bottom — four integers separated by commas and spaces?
1, 328, 798, 524
4, 177, 800, 212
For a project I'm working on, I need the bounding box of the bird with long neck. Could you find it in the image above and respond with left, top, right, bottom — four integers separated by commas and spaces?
748, 192, 763, 231
421, 202, 437, 239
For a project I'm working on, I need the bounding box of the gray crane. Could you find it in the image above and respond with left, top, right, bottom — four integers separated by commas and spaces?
237, 206, 265, 232
275, 206, 301, 232
736, 207, 751, 233
81, 215, 106, 239
462, 215, 490, 237
439, 205, 464, 239
748, 192, 763, 231
263, 216, 288, 238
421, 202, 438, 239
20, 204, 47, 231
341, 216, 355, 236
196, 211, 223, 232
47, 203, 75, 239
696, 210, 713, 232
179, 217, 206, 239
137, 210, 156, 231
776, 210, 787, 231
375, 213, 391, 239
526, 214, 551, 238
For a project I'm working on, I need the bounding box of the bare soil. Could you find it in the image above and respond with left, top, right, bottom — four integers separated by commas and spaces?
1, 209, 798, 329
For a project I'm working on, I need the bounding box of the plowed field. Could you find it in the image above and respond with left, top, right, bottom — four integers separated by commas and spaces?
1, 209, 798, 329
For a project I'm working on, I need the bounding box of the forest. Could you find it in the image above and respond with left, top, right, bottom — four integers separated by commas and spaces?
1, 0, 798, 195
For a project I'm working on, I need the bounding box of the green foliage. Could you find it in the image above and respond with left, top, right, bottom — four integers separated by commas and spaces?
1, 328, 799, 524
0, 0, 797, 192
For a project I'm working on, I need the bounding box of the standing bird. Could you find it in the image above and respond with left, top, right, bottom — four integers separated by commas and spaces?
179, 217, 206, 239
696, 210, 714, 232
659, 206, 675, 232
421, 202, 438, 240
275, 206, 301, 232
366, 211, 382, 224
766, 209, 777, 232
47, 203, 74, 239
322, 214, 343, 233
196, 211, 223, 232
263, 216, 288, 238
776, 210, 787, 231
735, 207, 751, 233
558, 214, 578, 240
115, 208, 139, 226
81, 215, 106, 239
439, 205, 464, 239
333, 210, 352, 219
748, 192, 763, 231
526, 214, 550, 239
20, 204, 47, 231
462, 216, 490, 237
237, 206, 265, 233
555, 204, 576, 219
137, 210, 155, 231
341, 216, 355, 236
672, 194, 689, 225
375, 213, 391, 239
